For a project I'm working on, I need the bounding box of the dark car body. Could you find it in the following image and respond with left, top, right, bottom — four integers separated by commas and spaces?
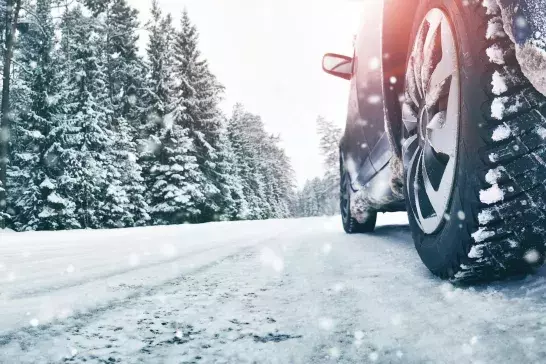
327, 0, 538, 214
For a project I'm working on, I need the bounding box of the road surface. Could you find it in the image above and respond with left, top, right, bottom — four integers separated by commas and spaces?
1, 213, 546, 363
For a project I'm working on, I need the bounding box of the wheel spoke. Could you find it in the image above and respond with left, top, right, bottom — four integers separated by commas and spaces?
427, 77, 459, 156
426, 18, 457, 104
402, 103, 418, 132
422, 141, 448, 191
421, 15, 443, 94
415, 156, 436, 219
402, 134, 419, 168
406, 58, 421, 107
425, 74, 452, 109
412, 20, 430, 101
422, 155, 456, 218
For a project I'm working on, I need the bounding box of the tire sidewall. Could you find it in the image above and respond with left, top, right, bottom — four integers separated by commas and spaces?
404, 0, 486, 277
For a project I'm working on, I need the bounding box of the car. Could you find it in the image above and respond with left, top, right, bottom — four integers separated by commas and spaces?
322, 0, 546, 282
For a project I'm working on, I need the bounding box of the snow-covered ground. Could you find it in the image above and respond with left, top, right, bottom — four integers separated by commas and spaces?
2, 214, 546, 363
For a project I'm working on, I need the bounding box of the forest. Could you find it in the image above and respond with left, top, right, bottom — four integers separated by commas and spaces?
0, 0, 298, 231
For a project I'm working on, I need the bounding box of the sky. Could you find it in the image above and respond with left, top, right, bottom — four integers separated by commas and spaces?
129, 0, 364, 187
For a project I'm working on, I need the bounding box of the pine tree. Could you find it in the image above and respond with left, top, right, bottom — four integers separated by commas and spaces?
292, 178, 337, 217
98, 0, 149, 227
317, 116, 342, 195
146, 124, 202, 225
228, 104, 265, 219
140, 2, 203, 225
54, 6, 113, 229
140, 1, 175, 201
227, 104, 294, 220
7, 0, 79, 230
171, 9, 231, 222
209, 116, 246, 220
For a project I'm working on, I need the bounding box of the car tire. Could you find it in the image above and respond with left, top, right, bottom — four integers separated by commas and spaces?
402, 0, 546, 282
340, 162, 377, 234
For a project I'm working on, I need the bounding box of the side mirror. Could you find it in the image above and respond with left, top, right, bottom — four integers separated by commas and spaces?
322, 53, 353, 80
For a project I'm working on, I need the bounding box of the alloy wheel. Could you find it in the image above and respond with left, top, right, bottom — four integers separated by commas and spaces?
402, 9, 460, 234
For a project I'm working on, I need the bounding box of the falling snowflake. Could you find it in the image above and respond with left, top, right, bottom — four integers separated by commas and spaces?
367, 95, 382, 104
318, 317, 334, 331
161, 244, 177, 257
30, 318, 39, 327
322, 243, 332, 255
368, 57, 380, 70
129, 253, 140, 267
328, 347, 340, 358
0, 128, 9, 143
457, 211, 466, 220
66, 264, 75, 274
260, 247, 284, 272
163, 112, 174, 129
391, 314, 403, 326
524, 249, 541, 264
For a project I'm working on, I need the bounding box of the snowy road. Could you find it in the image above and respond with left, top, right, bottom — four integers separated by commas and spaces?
2, 214, 546, 363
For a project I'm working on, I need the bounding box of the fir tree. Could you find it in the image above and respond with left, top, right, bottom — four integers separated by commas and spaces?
171, 9, 230, 222
56, 6, 113, 229
317, 116, 342, 196
140, 2, 203, 225
8, 0, 75, 230
140, 1, 175, 197
99, 0, 149, 227
228, 104, 294, 220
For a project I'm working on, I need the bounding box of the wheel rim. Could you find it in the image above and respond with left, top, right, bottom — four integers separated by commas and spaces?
402, 9, 460, 234
340, 171, 350, 223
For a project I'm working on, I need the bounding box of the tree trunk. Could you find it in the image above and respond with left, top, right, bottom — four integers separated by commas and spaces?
0, 0, 22, 225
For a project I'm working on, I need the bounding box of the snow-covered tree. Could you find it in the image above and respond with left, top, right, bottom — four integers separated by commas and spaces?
228, 104, 294, 220
138, 2, 202, 225
291, 116, 341, 218
292, 178, 338, 217
170, 9, 236, 222
98, 0, 149, 227
317, 115, 342, 196
0, 0, 296, 230
7, 0, 77, 230
56, 6, 113, 229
